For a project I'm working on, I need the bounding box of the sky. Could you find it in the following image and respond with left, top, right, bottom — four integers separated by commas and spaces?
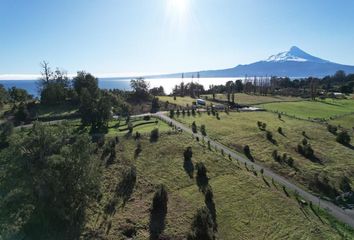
1, 0, 354, 78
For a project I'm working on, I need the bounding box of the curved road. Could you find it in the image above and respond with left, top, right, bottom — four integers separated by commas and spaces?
154, 112, 354, 228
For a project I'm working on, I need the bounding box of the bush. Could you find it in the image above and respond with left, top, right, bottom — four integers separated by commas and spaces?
200, 124, 207, 136
169, 109, 175, 118
327, 124, 338, 135
192, 121, 197, 133
150, 128, 159, 142
243, 145, 253, 161
196, 162, 209, 191
278, 127, 283, 135
187, 207, 215, 240
266, 131, 276, 144
297, 141, 314, 159
143, 115, 151, 121
336, 131, 351, 145
184, 147, 193, 161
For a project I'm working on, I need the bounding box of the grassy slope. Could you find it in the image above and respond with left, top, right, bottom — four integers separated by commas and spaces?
35, 103, 78, 117
201, 93, 302, 105
260, 99, 354, 120
328, 114, 354, 131
83, 132, 354, 239
175, 111, 354, 195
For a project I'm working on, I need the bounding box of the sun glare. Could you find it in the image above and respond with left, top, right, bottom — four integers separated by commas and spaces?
168, 0, 189, 14
165, 0, 191, 29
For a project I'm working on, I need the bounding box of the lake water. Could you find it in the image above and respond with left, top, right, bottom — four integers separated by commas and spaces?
0, 77, 238, 97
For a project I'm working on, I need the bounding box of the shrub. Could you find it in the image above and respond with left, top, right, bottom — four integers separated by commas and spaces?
327, 124, 338, 135
169, 109, 175, 118
196, 162, 209, 191
215, 112, 220, 120
336, 131, 351, 145
243, 145, 253, 161
297, 141, 314, 159
184, 147, 193, 161
200, 124, 207, 136
266, 131, 276, 144
278, 127, 283, 135
150, 128, 159, 142
187, 207, 215, 240
143, 115, 151, 121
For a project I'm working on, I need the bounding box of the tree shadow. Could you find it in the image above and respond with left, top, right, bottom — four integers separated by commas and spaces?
204, 187, 218, 232
149, 207, 167, 240
116, 167, 137, 207
183, 160, 194, 178
262, 177, 271, 188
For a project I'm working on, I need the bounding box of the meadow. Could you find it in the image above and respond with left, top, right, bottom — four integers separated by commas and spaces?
83, 132, 353, 239
201, 93, 303, 105
260, 99, 354, 120
175, 111, 354, 199
158, 96, 213, 107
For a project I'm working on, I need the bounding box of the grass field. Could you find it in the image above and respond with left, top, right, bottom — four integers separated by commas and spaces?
201, 93, 303, 105
260, 99, 354, 120
107, 118, 171, 136
35, 103, 78, 118
328, 114, 354, 131
175, 111, 354, 198
158, 96, 213, 108
83, 132, 354, 239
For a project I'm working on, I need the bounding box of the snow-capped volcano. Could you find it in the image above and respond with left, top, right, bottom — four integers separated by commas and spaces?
265, 46, 330, 63
151, 46, 354, 78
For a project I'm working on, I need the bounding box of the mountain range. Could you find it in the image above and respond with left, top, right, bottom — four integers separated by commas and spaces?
152, 46, 354, 79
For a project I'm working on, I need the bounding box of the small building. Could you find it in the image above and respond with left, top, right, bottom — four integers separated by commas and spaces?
196, 99, 206, 106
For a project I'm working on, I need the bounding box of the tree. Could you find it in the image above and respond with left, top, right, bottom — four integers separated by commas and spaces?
0, 84, 9, 105
187, 207, 215, 240
0, 121, 13, 148
0, 123, 100, 238
336, 131, 351, 145
73, 71, 99, 98
235, 80, 244, 92
8, 87, 31, 103
130, 78, 150, 101
192, 121, 197, 133
149, 86, 165, 96
39, 62, 70, 105
151, 97, 159, 113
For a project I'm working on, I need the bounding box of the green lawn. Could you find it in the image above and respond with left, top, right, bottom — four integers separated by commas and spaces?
107, 118, 171, 136
83, 133, 354, 239
260, 99, 354, 120
201, 93, 303, 105
158, 96, 214, 108
175, 111, 354, 198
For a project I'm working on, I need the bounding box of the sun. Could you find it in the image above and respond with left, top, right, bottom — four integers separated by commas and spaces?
166, 0, 191, 26
168, 0, 189, 14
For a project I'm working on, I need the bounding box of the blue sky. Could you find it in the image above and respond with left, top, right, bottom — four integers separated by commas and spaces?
1, 0, 354, 77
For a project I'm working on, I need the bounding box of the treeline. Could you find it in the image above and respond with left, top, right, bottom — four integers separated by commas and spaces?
206, 70, 354, 99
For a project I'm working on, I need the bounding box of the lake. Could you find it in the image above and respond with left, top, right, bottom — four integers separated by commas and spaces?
0, 77, 239, 97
